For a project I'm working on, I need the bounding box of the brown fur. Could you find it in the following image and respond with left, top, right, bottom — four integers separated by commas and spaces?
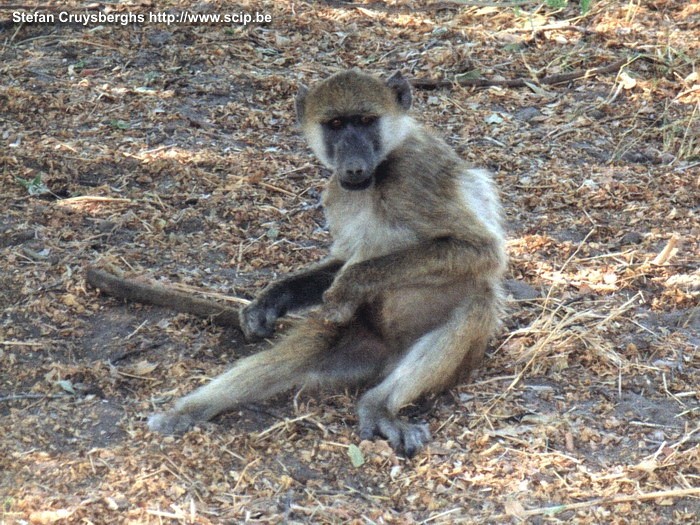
148, 70, 507, 456
299, 70, 404, 123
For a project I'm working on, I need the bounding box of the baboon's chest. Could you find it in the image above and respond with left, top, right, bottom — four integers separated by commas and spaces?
324, 189, 417, 263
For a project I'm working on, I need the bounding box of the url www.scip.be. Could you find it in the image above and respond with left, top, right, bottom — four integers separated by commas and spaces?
152, 11, 272, 25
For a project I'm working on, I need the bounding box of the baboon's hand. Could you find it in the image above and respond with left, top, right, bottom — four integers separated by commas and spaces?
317, 299, 358, 326
240, 295, 286, 340
320, 281, 360, 325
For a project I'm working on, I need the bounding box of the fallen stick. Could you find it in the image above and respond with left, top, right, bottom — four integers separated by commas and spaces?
411, 56, 631, 89
520, 487, 700, 518
491, 486, 700, 521
86, 266, 241, 329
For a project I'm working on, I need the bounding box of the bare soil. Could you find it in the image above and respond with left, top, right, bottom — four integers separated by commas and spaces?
1, 1, 698, 523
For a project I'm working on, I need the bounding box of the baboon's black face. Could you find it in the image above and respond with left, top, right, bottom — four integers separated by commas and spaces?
322, 115, 383, 191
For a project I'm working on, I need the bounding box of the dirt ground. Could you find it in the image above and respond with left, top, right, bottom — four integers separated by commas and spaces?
1, 1, 698, 523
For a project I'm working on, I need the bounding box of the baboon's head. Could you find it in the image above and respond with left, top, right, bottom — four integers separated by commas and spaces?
296, 69, 414, 191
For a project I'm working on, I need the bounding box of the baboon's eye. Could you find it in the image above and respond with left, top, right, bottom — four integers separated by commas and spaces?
360, 115, 377, 125
328, 118, 344, 130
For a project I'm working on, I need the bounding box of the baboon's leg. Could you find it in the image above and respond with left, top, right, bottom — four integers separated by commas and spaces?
358, 288, 500, 456
148, 318, 387, 434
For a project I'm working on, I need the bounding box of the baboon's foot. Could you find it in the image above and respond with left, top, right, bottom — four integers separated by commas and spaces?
358, 405, 431, 457
147, 410, 198, 435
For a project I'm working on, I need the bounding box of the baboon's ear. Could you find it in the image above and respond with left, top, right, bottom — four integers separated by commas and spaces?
386, 71, 412, 111
295, 84, 309, 124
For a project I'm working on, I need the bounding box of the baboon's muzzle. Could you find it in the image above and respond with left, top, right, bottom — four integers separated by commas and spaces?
335, 129, 377, 191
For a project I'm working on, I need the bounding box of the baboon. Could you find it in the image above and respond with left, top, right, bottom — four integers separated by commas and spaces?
148, 69, 507, 456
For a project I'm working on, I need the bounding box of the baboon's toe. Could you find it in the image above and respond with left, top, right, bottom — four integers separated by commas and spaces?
147, 411, 196, 435
359, 411, 431, 457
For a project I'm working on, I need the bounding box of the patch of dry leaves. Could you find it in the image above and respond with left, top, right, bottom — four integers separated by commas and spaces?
0, 1, 698, 523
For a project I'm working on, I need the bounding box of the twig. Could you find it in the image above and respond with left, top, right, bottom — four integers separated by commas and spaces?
0, 393, 68, 402
0, 3, 117, 10
258, 181, 297, 197
675, 161, 700, 172
57, 196, 132, 204
411, 57, 631, 89
315, 1, 555, 15
86, 266, 242, 329
506, 23, 599, 36
511, 487, 700, 518
652, 234, 679, 266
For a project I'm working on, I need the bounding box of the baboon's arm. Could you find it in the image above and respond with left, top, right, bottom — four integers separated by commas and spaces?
325, 237, 503, 306
264, 259, 344, 310
240, 259, 344, 340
